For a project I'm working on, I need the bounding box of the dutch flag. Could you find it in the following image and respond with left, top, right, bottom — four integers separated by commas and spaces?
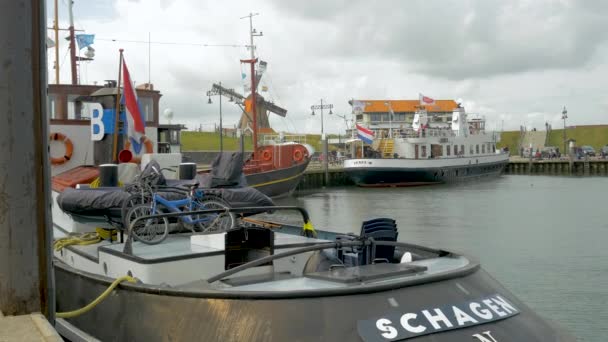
121, 59, 146, 153
356, 124, 374, 144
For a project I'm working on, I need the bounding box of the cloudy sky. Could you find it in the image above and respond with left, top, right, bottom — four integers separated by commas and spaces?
47, 0, 608, 133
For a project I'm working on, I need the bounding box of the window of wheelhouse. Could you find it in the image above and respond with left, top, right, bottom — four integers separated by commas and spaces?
476, 145, 480, 154
421, 145, 427, 158
139, 97, 154, 122
446, 145, 451, 156
482, 144, 486, 153
461, 145, 464, 155
47, 94, 57, 119
492, 144, 496, 153
470, 145, 474, 154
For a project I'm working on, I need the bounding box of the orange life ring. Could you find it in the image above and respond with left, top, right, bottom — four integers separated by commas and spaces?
293, 149, 304, 162
124, 136, 154, 163
50, 132, 74, 165
261, 150, 272, 161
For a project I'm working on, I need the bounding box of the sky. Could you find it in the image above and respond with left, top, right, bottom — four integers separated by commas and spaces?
46, 0, 608, 133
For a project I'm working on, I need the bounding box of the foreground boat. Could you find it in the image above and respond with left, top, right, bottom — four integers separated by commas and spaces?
344, 107, 509, 186
52, 205, 574, 341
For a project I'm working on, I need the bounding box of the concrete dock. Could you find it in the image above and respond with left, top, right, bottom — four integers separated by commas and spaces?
0, 311, 61, 342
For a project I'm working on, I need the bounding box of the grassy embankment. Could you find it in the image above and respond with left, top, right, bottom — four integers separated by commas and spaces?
184, 126, 608, 154
181, 131, 342, 152
497, 125, 608, 154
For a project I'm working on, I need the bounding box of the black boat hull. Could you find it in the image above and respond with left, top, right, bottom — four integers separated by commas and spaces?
245, 160, 310, 198
54, 261, 573, 342
345, 160, 508, 187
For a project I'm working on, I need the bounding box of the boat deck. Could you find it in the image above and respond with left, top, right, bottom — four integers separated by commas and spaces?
67, 232, 329, 262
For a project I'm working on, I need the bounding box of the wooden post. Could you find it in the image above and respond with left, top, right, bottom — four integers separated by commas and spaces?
112, 50, 124, 162
0, 0, 54, 319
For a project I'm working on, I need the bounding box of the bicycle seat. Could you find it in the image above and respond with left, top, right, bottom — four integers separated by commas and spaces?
183, 182, 200, 189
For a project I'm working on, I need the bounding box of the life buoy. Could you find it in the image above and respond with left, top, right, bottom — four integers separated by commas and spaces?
50, 132, 74, 165
124, 136, 154, 163
261, 150, 272, 161
293, 149, 304, 162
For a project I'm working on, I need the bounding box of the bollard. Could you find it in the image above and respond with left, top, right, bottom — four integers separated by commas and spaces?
99, 164, 119, 187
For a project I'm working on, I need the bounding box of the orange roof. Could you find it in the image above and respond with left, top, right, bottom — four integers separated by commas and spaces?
360, 100, 459, 113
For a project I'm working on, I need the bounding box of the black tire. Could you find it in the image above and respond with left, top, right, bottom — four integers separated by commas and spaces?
193, 197, 236, 233
121, 193, 152, 228
125, 204, 169, 245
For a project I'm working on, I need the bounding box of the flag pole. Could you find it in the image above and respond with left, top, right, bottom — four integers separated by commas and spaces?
112, 49, 124, 162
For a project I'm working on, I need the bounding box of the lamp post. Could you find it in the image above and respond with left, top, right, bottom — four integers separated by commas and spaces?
207, 82, 225, 153
561, 106, 568, 154
311, 99, 333, 186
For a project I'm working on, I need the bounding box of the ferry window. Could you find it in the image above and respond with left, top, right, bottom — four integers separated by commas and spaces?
139, 97, 154, 122
453, 145, 457, 155
482, 144, 486, 153
476, 145, 480, 154
421, 146, 427, 158
446, 145, 451, 156
470, 145, 474, 154
356, 114, 363, 121
493, 145, 496, 152
461, 145, 464, 155
370, 114, 381, 122
395, 113, 405, 121
488, 143, 492, 153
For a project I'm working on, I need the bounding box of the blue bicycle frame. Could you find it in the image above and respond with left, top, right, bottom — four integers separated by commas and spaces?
150, 190, 217, 225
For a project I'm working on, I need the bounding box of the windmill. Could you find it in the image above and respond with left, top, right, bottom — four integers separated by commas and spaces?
209, 63, 286, 133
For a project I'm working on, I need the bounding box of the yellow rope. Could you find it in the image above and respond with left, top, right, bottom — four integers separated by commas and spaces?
56, 275, 138, 318
53, 232, 101, 251
302, 220, 317, 238
90, 177, 123, 188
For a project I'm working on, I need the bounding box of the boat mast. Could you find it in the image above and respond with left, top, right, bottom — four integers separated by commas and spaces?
240, 12, 262, 154
68, 0, 77, 84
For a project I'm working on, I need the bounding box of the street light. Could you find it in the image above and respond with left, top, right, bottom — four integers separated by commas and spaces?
561, 106, 568, 154
311, 99, 333, 186
206, 81, 226, 153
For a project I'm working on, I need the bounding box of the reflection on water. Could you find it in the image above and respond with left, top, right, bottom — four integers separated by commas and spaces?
275, 175, 608, 342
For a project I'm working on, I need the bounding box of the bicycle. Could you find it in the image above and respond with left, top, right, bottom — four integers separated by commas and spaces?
124, 182, 236, 245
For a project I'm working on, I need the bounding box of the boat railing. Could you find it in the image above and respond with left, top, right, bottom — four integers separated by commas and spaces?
206, 239, 443, 284
394, 128, 457, 139
123, 206, 315, 255
260, 134, 308, 146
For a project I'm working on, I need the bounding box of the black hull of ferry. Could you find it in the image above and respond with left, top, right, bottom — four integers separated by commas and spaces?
54, 261, 573, 342
245, 160, 310, 198
346, 161, 508, 187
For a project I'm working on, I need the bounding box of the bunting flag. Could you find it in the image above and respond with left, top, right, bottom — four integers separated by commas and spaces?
419, 93, 435, 106
352, 100, 366, 114
75, 34, 95, 49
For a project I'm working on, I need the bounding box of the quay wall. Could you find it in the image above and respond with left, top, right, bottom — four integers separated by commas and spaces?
505, 160, 608, 176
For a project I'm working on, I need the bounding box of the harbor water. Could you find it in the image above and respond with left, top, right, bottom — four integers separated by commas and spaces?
275, 175, 607, 342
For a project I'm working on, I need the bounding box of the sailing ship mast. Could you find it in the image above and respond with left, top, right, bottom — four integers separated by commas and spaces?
240, 12, 263, 156
52, 0, 79, 85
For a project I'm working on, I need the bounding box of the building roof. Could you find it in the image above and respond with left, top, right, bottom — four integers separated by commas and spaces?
358, 99, 459, 113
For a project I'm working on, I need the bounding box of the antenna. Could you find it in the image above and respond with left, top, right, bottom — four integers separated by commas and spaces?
240, 12, 263, 59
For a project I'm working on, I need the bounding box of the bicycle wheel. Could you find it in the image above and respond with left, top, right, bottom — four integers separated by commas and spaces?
193, 198, 236, 233
121, 193, 152, 228
125, 203, 169, 245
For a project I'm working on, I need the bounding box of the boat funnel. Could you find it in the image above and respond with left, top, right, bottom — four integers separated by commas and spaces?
118, 149, 133, 163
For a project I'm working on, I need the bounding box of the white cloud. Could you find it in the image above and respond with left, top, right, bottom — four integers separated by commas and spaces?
47, 0, 608, 134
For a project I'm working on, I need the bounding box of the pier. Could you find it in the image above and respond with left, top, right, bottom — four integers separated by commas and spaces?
504, 158, 608, 176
